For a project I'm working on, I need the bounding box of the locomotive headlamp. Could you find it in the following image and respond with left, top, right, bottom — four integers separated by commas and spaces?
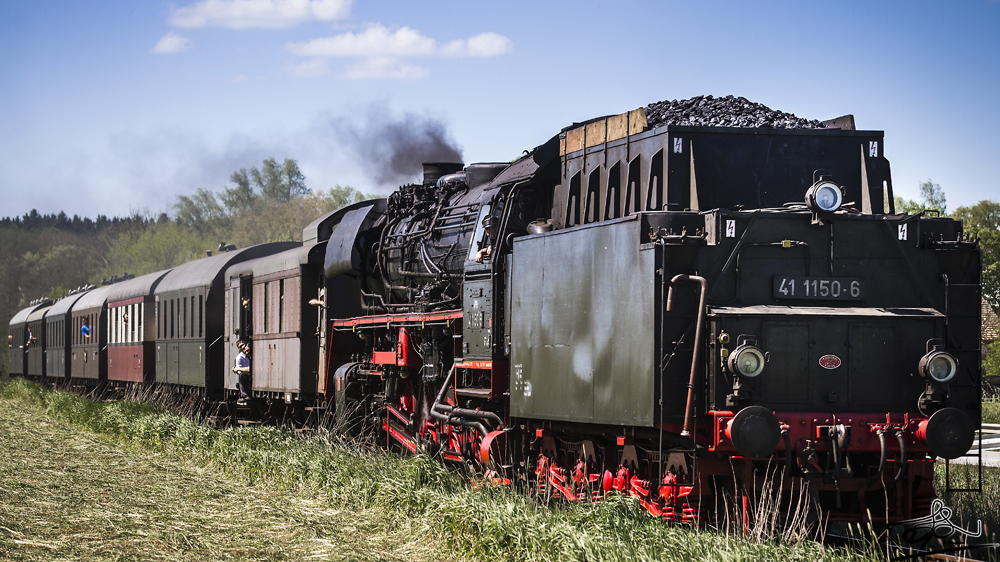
728, 345, 765, 378
919, 350, 958, 383
805, 180, 843, 213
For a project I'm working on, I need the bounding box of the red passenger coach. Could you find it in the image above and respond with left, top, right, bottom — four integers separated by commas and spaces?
105, 271, 171, 384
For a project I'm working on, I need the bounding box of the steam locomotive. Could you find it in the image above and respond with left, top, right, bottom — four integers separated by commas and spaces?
8, 106, 982, 525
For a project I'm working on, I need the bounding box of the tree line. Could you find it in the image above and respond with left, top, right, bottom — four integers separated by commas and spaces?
0, 158, 370, 375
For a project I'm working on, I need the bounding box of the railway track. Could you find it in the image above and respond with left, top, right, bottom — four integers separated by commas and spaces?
945, 422, 1000, 467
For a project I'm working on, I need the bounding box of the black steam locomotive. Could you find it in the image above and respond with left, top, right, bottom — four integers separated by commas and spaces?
8, 105, 982, 525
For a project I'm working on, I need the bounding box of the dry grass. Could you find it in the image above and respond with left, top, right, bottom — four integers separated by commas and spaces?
0, 379, 889, 561
0, 393, 457, 562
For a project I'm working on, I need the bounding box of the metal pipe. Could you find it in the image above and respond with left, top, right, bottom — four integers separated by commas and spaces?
429, 365, 455, 424
448, 417, 489, 437
397, 270, 460, 280
782, 429, 793, 474
435, 405, 502, 429
867, 429, 888, 486
666, 274, 707, 437
894, 430, 907, 483
433, 220, 478, 233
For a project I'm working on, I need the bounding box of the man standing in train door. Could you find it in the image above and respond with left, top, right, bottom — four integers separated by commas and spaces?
233, 339, 252, 403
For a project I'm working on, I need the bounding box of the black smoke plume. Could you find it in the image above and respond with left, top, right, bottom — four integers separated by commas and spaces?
333, 104, 464, 186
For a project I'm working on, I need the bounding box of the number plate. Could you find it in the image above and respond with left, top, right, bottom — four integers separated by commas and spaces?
773, 277, 864, 301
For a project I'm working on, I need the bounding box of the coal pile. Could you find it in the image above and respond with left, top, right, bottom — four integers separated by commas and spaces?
644, 95, 826, 129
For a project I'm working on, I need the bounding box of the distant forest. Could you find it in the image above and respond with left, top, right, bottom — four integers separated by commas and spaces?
1, 158, 371, 375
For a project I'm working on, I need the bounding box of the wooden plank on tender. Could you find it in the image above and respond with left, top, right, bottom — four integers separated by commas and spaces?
565, 127, 585, 154
628, 108, 648, 135
559, 137, 567, 156
585, 120, 606, 149
607, 113, 628, 142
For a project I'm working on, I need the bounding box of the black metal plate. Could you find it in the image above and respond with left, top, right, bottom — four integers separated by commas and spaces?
773, 276, 864, 301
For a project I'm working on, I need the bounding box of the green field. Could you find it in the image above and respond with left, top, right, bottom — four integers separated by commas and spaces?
1, 378, 994, 561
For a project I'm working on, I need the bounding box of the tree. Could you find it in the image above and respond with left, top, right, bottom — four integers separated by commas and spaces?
894, 196, 925, 214
221, 168, 257, 214
919, 180, 947, 214
253, 158, 309, 203
894, 179, 947, 215
953, 200, 1000, 232
174, 188, 228, 234
954, 200, 1000, 310
324, 184, 371, 209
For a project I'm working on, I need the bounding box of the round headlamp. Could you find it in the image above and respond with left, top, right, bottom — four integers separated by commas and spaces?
919, 350, 958, 383
805, 180, 843, 213
728, 345, 765, 378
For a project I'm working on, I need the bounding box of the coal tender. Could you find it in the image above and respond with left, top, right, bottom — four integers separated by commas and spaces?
324, 96, 981, 525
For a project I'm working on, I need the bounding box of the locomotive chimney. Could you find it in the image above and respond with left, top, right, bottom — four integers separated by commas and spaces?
422, 162, 464, 186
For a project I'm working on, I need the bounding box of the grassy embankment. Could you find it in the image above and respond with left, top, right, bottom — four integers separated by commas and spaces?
0, 377, 986, 561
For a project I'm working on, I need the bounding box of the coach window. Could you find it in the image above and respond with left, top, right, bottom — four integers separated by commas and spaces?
279, 279, 285, 334
264, 282, 271, 334
199, 295, 204, 338
170, 300, 175, 339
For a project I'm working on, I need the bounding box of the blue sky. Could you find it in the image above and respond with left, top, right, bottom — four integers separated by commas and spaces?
1, 0, 998, 219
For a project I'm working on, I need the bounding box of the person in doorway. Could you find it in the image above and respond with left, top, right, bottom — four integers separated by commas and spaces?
474, 215, 498, 263
21, 328, 34, 349
233, 339, 252, 402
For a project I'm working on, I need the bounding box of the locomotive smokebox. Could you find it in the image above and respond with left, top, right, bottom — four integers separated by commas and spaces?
422, 162, 464, 186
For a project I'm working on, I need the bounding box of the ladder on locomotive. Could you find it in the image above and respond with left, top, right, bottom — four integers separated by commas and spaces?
943, 281, 984, 494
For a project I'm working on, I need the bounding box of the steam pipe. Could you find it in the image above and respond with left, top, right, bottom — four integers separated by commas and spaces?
429, 365, 455, 424
437, 406, 503, 429
448, 417, 489, 437
867, 429, 888, 487
666, 274, 708, 437
398, 270, 460, 280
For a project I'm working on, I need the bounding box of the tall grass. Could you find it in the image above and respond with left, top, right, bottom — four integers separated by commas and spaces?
933, 462, 1000, 561
0, 377, 886, 561
984, 381, 1000, 425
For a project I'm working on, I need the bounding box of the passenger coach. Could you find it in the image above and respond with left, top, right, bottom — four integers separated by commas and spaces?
153, 243, 297, 399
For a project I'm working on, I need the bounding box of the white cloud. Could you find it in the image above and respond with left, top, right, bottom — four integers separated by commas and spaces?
151, 32, 193, 54
342, 58, 428, 80
286, 24, 512, 80
287, 24, 436, 58
439, 32, 513, 58
169, 0, 352, 29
